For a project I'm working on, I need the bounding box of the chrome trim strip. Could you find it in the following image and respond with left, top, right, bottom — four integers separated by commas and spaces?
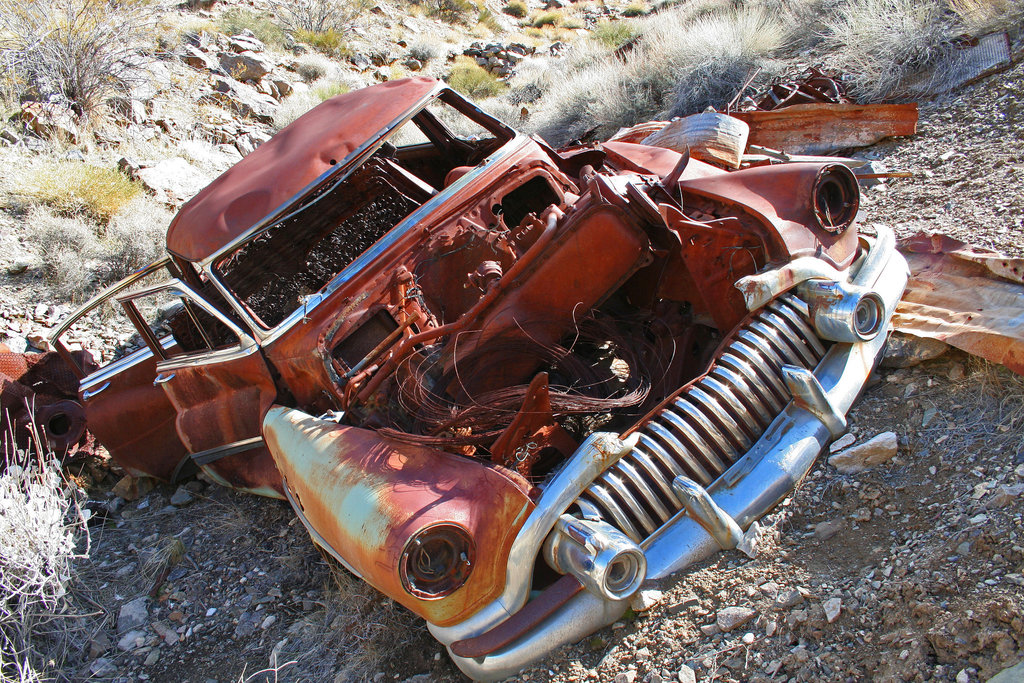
644, 422, 713, 485
665, 401, 734, 468
50, 258, 171, 345
717, 352, 786, 413
614, 460, 671, 523
687, 386, 750, 451
708, 367, 773, 427
700, 375, 761, 437
769, 298, 827, 359
629, 446, 683, 507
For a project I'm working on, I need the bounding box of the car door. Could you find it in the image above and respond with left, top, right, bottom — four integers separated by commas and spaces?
116, 279, 283, 498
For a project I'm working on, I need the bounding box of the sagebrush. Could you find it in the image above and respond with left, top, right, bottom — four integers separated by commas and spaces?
0, 0, 153, 114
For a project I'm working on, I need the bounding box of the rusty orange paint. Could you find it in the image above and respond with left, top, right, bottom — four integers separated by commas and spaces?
263, 406, 535, 626
729, 103, 919, 156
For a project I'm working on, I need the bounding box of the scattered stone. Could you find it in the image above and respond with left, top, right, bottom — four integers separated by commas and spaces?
614, 671, 637, 683
813, 519, 842, 540
716, 606, 757, 632
117, 629, 147, 651
774, 588, 804, 609
829, 433, 856, 453
229, 34, 265, 53
260, 615, 277, 630
117, 597, 150, 634
152, 620, 179, 645
88, 631, 111, 659
881, 332, 949, 368
170, 486, 194, 507
823, 597, 842, 623
218, 51, 273, 81
233, 610, 261, 638
210, 78, 278, 123
181, 45, 216, 71
90, 658, 117, 677
989, 661, 1024, 683
990, 484, 1024, 508
677, 664, 696, 683
144, 648, 160, 666
828, 431, 898, 474
17, 101, 80, 143
137, 158, 214, 205
629, 589, 663, 613
667, 593, 700, 614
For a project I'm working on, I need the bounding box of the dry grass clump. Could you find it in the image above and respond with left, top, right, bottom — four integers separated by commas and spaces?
590, 19, 641, 48
532, 10, 563, 27
0, 441, 90, 681
22, 161, 141, 224
503, 0, 528, 18
0, 0, 154, 114
294, 28, 351, 57
272, 0, 371, 34
447, 57, 508, 99
819, 0, 959, 102
26, 195, 168, 301
217, 9, 289, 49
526, 3, 787, 144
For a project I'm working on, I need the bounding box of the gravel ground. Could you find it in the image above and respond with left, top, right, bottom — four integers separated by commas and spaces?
1, 44, 1023, 683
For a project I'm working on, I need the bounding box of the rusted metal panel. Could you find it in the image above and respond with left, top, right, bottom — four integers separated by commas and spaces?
166, 78, 441, 263
894, 232, 1024, 375
263, 406, 534, 626
729, 103, 919, 155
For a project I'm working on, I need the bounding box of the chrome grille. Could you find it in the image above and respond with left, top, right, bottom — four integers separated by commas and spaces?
575, 295, 828, 542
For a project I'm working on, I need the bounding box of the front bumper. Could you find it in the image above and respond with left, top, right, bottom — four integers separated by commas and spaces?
431, 228, 910, 680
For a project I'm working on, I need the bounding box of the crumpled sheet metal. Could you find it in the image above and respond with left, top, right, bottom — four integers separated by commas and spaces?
894, 232, 1024, 375
729, 103, 919, 156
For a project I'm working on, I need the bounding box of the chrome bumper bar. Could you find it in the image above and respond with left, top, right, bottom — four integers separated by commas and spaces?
432, 228, 909, 680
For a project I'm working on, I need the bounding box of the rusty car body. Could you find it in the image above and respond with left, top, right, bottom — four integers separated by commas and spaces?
51, 77, 909, 679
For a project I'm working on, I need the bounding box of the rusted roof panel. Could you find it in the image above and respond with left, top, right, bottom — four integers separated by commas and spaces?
166, 77, 441, 263
729, 103, 919, 155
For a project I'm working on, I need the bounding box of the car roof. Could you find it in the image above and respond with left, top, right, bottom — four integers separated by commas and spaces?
165, 77, 441, 263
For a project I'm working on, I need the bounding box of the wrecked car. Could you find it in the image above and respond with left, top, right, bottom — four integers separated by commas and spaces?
51, 77, 908, 679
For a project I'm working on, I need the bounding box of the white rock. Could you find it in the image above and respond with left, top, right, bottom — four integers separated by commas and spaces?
677, 664, 696, 683
828, 432, 898, 474
629, 589, 663, 613
829, 433, 856, 453
117, 629, 147, 651
823, 597, 842, 623
716, 606, 756, 632
137, 158, 214, 206
117, 596, 149, 634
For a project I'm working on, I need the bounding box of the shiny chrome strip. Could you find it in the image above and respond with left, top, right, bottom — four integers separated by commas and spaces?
666, 400, 734, 467
601, 469, 658, 535
700, 375, 761, 437
643, 423, 713, 485
615, 460, 671, 523
770, 298, 827, 359
717, 352, 786, 413
687, 386, 751, 451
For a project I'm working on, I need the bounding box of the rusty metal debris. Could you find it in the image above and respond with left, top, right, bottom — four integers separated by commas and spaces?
0, 346, 96, 458
50, 77, 910, 679
894, 232, 1024, 376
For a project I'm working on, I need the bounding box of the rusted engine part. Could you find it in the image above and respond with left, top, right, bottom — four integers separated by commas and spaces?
572, 294, 828, 542
0, 349, 97, 458
263, 405, 535, 626
894, 232, 1024, 375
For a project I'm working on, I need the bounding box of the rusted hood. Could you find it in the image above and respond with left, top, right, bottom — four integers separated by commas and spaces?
166, 77, 441, 263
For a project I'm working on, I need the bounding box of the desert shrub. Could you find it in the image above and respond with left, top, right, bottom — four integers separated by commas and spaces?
590, 19, 640, 47
0, 0, 154, 114
820, 0, 964, 101
478, 7, 504, 32
314, 81, 350, 100
429, 0, 476, 23
271, 0, 371, 33
532, 11, 562, 27
948, 0, 1024, 33
24, 162, 141, 224
408, 40, 443, 63
104, 196, 171, 279
621, 2, 648, 16
563, 16, 585, 29
28, 207, 101, 300
294, 28, 351, 57
503, 0, 527, 17
527, 3, 787, 144
0, 444, 89, 681
217, 9, 288, 48
447, 58, 507, 98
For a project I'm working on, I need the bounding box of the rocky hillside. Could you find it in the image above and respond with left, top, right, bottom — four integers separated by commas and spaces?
0, 0, 1023, 681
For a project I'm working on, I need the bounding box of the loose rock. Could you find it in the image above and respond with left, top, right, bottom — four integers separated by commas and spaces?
828, 431, 898, 474
716, 606, 757, 632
